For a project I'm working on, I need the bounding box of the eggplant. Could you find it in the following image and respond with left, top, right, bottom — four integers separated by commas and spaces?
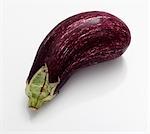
25, 11, 131, 110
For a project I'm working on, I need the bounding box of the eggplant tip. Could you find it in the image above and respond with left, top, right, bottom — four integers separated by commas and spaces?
29, 106, 38, 111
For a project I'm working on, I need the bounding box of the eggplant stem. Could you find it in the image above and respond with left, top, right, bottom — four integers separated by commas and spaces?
25, 64, 60, 110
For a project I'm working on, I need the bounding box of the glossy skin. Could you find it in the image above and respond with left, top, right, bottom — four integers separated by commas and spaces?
27, 11, 131, 93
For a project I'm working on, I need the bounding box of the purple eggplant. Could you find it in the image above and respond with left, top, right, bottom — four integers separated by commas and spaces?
25, 11, 131, 110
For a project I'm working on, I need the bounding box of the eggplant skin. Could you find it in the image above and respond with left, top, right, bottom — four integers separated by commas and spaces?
26, 11, 131, 103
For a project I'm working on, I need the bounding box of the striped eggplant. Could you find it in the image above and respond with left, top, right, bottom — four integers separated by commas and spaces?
25, 11, 131, 110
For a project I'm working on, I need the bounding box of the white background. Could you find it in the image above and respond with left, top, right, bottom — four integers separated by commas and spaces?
0, 0, 149, 134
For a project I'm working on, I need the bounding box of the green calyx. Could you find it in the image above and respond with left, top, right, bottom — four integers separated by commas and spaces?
25, 64, 60, 110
